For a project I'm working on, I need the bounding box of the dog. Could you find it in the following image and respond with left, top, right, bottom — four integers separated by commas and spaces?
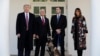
46, 37, 61, 56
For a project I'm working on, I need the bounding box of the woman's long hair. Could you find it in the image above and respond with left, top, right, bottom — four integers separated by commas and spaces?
74, 8, 82, 17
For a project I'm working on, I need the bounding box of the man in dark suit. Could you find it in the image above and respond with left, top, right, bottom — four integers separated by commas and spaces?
16, 4, 36, 56
51, 7, 67, 56
34, 9, 51, 56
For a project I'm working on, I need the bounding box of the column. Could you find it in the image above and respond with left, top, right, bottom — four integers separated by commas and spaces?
0, 0, 10, 56
91, 0, 100, 56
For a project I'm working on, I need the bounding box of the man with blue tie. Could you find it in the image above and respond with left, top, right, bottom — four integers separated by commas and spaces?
51, 7, 67, 56
16, 4, 36, 56
34, 9, 51, 56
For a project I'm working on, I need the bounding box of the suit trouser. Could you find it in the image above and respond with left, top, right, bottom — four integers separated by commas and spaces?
77, 50, 83, 56
18, 48, 31, 56
18, 31, 31, 56
35, 38, 46, 56
53, 35, 65, 56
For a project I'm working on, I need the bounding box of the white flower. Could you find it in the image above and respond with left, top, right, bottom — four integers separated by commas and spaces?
72, 23, 74, 26
83, 21, 86, 25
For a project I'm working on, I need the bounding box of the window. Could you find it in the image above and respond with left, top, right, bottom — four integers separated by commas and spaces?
34, 6, 46, 17
33, 0, 47, 2
52, 7, 64, 15
51, 0, 65, 2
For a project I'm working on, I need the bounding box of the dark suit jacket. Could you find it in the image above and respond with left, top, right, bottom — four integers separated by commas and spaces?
51, 15, 67, 37
16, 12, 36, 50
35, 16, 51, 42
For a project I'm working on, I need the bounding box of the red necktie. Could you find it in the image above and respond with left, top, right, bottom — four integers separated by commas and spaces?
42, 17, 45, 25
25, 13, 29, 30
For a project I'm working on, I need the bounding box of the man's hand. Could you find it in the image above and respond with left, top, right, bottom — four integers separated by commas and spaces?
33, 34, 36, 38
17, 33, 21, 38
56, 29, 61, 34
84, 33, 87, 38
36, 35, 39, 39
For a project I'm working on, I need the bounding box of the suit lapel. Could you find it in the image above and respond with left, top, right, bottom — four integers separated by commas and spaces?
44, 17, 47, 25
28, 13, 31, 26
39, 16, 43, 25
55, 15, 58, 24
23, 13, 27, 26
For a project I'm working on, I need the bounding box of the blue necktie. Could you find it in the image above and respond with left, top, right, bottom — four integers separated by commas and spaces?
57, 15, 60, 23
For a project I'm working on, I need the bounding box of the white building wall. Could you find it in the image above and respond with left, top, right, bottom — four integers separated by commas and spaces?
0, 0, 10, 56
91, 0, 100, 56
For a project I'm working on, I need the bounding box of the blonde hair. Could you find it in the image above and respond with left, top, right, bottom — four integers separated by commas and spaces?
23, 4, 31, 8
